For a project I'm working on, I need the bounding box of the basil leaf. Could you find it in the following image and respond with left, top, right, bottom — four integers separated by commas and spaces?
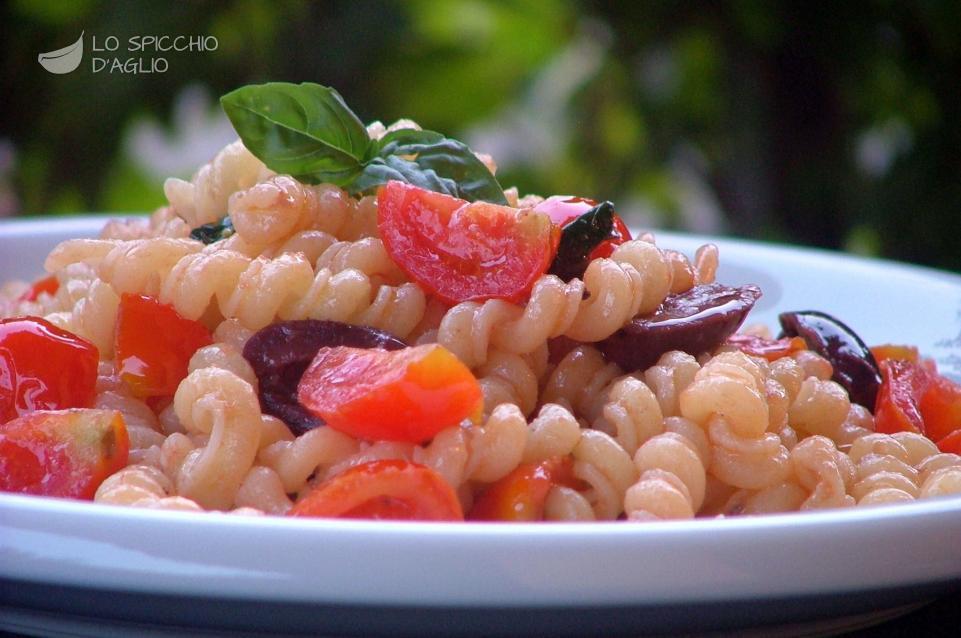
220, 82, 371, 185
549, 201, 616, 281
190, 216, 235, 244
352, 129, 507, 204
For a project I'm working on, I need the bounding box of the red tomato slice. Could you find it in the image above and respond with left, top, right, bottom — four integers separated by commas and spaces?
297, 343, 482, 444
469, 457, 575, 521
874, 359, 931, 435
377, 181, 558, 304
936, 429, 961, 455
0, 409, 129, 499
919, 373, 961, 443
17, 275, 60, 303
0, 317, 98, 424
115, 294, 212, 398
288, 459, 463, 521
727, 334, 807, 362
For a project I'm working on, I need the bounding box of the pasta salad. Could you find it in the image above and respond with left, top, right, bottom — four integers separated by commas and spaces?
1, 82, 960, 522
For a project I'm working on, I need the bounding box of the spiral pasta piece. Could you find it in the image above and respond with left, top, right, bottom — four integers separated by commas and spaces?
95, 464, 202, 511
542, 345, 622, 421
595, 376, 665, 456
476, 350, 540, 417
789, 435, 856, 509
258, 426, 361, 494
314, 236, 407, 285
846, 432, 940, 506
680, 351, 769, 439
571, 429, 638, 520
624, 432, 706, 520
235, 466, 293, 514
227, 174, 320, 245
172, 367, 262, 509
164, 139, 269, 228
44, 277, 120, 357
643, 350, 701, 418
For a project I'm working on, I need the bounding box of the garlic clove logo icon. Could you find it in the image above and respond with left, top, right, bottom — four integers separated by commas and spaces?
38, 32, 84, 74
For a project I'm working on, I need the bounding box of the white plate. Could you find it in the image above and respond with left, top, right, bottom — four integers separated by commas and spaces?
2, 216, 961, 637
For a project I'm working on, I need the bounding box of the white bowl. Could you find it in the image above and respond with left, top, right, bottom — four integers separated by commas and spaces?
2, 216, 960, 637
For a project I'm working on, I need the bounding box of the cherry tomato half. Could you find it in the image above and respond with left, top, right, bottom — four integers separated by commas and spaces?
288, 459, 463, 521
919, 373, 961, 443
874, 358, 930, 435
0, 409, 128, 499
377, 181, 558, 304
936, 429, 961, 455
0, 317, 98, 424
297, 343, 482, 444
469, 457, 576, 521
115, 294, 212, 398
17, 275, 59, 303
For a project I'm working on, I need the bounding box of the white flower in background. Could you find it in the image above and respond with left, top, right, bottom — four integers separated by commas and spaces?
0, 140, 18, 218
856, 118, 913, 178
124, 84, 238, 180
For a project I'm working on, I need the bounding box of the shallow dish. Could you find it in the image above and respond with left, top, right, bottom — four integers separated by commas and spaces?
1, 216, 960, 637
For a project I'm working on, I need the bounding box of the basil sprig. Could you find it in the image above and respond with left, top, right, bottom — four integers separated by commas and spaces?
549, 201, 616, 281
221, 82, 506, 204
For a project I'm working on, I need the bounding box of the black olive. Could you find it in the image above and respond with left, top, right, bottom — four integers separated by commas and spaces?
243, 320, 407, 435
778, 311, 881, 409
598, 283, 762, 372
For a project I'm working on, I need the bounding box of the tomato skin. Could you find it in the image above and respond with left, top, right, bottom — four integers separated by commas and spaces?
377, 181, 558, 304
870, 344, 920, 364
288, 460, 463, 521
533, 195, 633, 261
919, 374, 961, 443
727, 334, 807, 362
469, 457, 575, 521
0, 317, 99, 424
936, 429, 961, 454
298, 344, 482, 444
0, 409, 129, 499
115, 294, 212, 398
874, 359, 930, 435
17, 275, 59, 302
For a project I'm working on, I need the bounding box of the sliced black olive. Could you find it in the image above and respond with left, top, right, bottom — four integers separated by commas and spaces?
243, 320, 406, 435
598, 283, 762, 372
778, 311, 881, 409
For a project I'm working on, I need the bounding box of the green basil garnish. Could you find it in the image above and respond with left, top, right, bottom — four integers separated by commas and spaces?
220, 82, 505, 204
549, 201, 616, 281
353, 129, 507, 204
190, 216, 235, 244
220, 83, 369, 185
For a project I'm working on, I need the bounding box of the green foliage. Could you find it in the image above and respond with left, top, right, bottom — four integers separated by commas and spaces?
3, 0, 961, 273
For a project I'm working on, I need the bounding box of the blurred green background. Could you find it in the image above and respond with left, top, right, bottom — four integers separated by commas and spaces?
1, 0, 959, 271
